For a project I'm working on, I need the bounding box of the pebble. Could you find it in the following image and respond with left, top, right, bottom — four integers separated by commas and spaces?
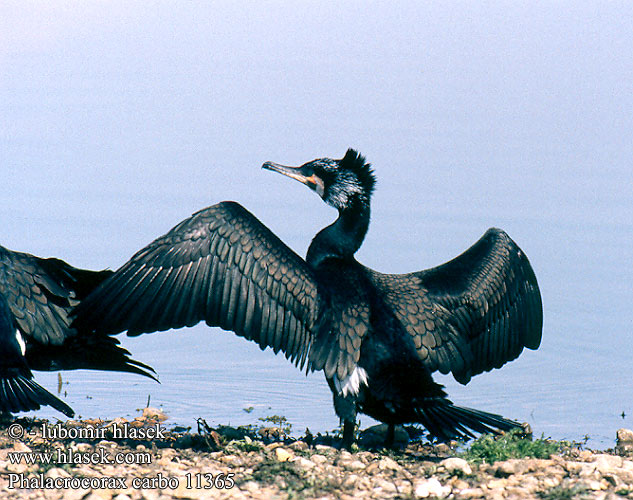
292, 456, 316, 469
274, 447, 292, 462
617, 428, 633, 443
414, 477, 450, 498
288, 440, 308, 452
310, 453, 328, 464
342, 459, 366, 471
440, 456, 472, 475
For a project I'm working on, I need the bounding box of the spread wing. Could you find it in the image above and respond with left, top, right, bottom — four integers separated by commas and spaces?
0, 245, 155, 379
72, 201, 324, 369
368, 228, 542, 384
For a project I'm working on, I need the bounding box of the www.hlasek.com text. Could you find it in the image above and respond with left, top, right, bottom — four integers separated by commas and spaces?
8, 446, 151, 466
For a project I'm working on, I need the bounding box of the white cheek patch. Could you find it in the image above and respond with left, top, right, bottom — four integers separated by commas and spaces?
314, 176, 325, 197
15, 330, 26, 356
334, 366, 369, 397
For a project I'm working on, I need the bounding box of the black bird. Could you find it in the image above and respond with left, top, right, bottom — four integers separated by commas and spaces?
0, 245, 156, 417
73, 149, 542, 447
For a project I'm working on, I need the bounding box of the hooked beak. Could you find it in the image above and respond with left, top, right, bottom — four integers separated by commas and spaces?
262, 161, 325, 196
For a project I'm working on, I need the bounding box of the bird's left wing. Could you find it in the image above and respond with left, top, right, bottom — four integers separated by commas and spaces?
72, 201, 323, 369
367, 228, 542, 384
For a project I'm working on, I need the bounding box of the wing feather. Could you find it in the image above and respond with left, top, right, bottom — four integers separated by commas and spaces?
367, 228, 542, 384
73, 202, 323, 367
0, 245, 155, 380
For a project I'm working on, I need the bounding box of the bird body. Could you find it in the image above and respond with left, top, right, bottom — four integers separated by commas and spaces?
0, 245, 155, 416
74, 149, 542, 447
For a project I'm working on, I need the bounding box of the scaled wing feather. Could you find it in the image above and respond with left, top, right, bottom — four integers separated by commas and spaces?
73, 201, 323, 368
368, 228, 542, 384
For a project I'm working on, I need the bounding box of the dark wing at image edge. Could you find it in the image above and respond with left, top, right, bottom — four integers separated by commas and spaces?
0, 369, 74, 417
72, 201, 323, 370
0, 246, 156, 380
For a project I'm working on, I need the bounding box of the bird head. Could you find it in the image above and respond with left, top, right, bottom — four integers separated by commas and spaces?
263, 149, 376, 211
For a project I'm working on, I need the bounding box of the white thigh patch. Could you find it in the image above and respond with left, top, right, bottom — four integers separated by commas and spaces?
15, 329, 26, 356
334, 366, 369, 397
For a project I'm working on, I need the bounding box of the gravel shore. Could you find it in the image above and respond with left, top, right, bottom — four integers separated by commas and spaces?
1, 410, 632, 500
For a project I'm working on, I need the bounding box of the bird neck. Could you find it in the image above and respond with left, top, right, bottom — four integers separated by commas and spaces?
307, 197, 370, 268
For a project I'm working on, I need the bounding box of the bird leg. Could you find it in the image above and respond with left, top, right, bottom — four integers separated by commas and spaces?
341, 419, 355, 451
385, 423, 395, 448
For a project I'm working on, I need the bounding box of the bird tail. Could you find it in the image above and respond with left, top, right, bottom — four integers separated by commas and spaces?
24, 334, 157, 382
414, 401, 521, 442
0, 371, 74, 417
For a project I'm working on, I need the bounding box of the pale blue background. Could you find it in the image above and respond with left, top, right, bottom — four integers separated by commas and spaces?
1, 2, 631, 447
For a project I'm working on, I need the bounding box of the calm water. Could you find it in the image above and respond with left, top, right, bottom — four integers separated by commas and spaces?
2, 3, 632, 448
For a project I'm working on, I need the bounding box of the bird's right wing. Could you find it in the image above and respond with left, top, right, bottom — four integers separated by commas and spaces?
72, 201, 323, 369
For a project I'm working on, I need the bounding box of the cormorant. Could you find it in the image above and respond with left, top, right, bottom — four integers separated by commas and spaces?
73, 149, 542, 447
0, 246, 156, 417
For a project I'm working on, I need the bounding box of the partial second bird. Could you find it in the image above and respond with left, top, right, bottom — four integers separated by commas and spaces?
73, 149, 542, 447
0, 246, 156, 417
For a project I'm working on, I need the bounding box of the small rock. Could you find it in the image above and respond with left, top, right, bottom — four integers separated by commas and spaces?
138, 489, 160, 500
451, 479, 470, 490
602, 473, 622, 487
434, 443, 452, 455
264, 441, 283, 451
292, 456, 315, 470
241, 480, 260, 493
342, 474, 359, 489
458, 488, 485, 499
487, 478, 508, 489
541, 475, 561, 488
339, 450, 352, 460
378, 456, 401, 471
342, 459, 365, 471
364, 461, 381, 475
440, 457, 472, 475
494, 459, 526, 477
274, 447, 293, 462
314, 444, 335, 453
578, 449, 593, 461
374, 478, 398, 494
258, 426, 285, 441
311, 453, 328, 464
172, 481, 207, 499
593, 453, 623, 472
140, 406, 168, 422
616, 428, 633, 455
289, 440, 308, 452
414, 477, 450, 498
76, 442, 93, 452
586, 479, 607, 491
358, 423, 410, 448
219, 453, 240, 464
45, 467, 71, 479
577, 462, 600, 479
12, 442, 31, 453
617, 428, 633, 443
97, 440, 118, 448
